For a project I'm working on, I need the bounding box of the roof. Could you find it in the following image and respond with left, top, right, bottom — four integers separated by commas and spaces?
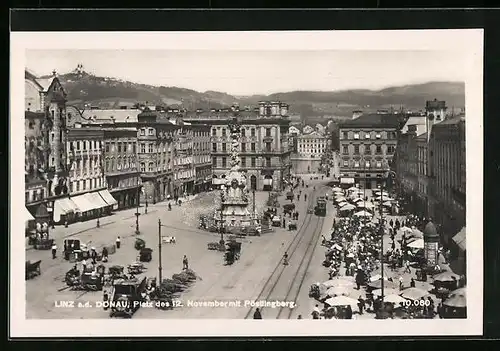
434, 115, 466, 126
82, 109, 141, 123
415, 131, 428, 140
401, 116, 427, 134
339, 113, 401, 129
423, 221, 438, 238
299, 131, 326, 139
452, 227, 466, 251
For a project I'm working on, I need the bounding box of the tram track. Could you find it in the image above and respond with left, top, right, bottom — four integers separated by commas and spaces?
188, 188, 318, 316
244, 187, 324, 319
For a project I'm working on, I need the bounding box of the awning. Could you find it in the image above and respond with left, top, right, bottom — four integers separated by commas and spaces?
98, 189, 118, 209
263, 179, 273, 186
452, 227, 466, 251
25, 207, 35, 222
71, 193, 97, 213
87, 192, 109, 209
340, 177, 355, 184
53, 197, 79, 222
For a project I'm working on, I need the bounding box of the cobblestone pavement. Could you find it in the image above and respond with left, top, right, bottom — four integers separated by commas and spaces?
26, 182, 328, 319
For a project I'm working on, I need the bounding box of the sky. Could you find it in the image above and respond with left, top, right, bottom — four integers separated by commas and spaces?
26, 49, 466, 96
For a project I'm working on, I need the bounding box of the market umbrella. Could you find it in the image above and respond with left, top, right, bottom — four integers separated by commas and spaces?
401, 226, 412, 233
326, 286, 351, 297
322, 278, 355, 288
354, 210, 373, 217
337, 201, 348, 208
384, 294, 407, 305
332, 187, 342, 192
407, 238, 424, 249
331, 244, 342, 250
449, 287, 466, 298
347, 186, 358, 191
335, 196, 346, 202
358, 202, 375, 209
433, 271, 460, 283
443, 294, 467, 308
372, 288, 400, 297
352, 197, 364, 203
382, 201, 392, 207
400, 287, 429, 301
368, 279, 398, 290
340, 204, 356, 211
25, 207, 35, 222
325, 295, 359, 308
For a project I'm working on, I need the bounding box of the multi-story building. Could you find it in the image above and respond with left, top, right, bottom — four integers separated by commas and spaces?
191, 124, 212, 193
25, 69, 70, 219
185, 101, 292, 191
137, 108, 178, 203
173, 119, 196, 196
102, 127, 141, 210
338, 113, 400, 189
428, 115, 466, 246
291, 131, 330, 174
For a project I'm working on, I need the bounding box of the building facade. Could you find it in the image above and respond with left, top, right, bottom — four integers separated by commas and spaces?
428, 115, 466, 246
338, 113, 400, 189
185, 102, 292, 191
173, 120, 196, 196
136, 108, 178, 204
192, 124, 212, 193
24, 70, 70, 218
291, 131, 330, 174
103, 127, 141, 210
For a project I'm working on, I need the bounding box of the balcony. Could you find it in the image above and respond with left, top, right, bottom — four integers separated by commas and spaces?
263, 135, 274, 142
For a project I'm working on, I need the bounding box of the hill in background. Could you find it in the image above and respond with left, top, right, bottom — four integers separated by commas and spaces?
41, 69, 465, 121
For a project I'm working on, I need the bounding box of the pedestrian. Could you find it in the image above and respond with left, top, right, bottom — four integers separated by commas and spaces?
410, 277, 416, 288
297, 194, 300, 201
358, 296, 365, 315
389, 219, 394, 228
102, 246, 109, 263
253, 308, 262, 319
182, 255, 189, 270
116, 236, 121, 249
282, 218, 286, 228
81, 258, 87, 273
297, 314, 302, 319
90, 247, 97, 264
312, 304, 321, 319
404, 260, 412, 274
304, 194, 307, 201
399, 276, 404, 290
51, 242, 57, 259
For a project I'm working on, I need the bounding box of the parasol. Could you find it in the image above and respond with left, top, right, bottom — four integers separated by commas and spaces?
322, 278, 355, 288
449, 287, 466, 298
332, 187, 342, 192
354, 210, 373, 217
382, 201, 392, 207
331, 244, 342, 250
352, 198, 364, 203
340, 204, 356, 211
368, 279, 398, 290
347, 186, 358, 191
324, 295, 359, 308
411, 228, 424, 238
335, 196, 346, 202
433, 271, 460, 283
337, 201, 348, 208
372, 288, 400, 297
358, 202, 375, 209
407, 238, 424, 249
400, 287, 429, 301
401, 226, 412, 233
443, 294, 467, 308
326, 286, 351, 297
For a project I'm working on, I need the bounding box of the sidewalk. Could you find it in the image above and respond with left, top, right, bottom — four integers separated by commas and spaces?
25, 194, 200, 250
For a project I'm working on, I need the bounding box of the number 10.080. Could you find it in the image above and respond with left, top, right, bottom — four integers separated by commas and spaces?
403, 299, 430, 307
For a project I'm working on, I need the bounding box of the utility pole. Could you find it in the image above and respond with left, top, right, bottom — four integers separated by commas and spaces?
379, 185, 385, 305
135, 175, 140, 235
158, 219, 163, 285
252, 189, 256, 217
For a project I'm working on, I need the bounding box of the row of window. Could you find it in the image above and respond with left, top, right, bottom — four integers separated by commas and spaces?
70, 178, 103, 193
104, 141, 136, 154
25, 188, 45, 203
342, 144, 396, 155
71, 140, 102, 151
212, 156, 273, 168
105, 157, 137, 173
139, 127, 210, 138
212, 127, 274, 137
342, 160, 385, 168
341, 131, 397, 140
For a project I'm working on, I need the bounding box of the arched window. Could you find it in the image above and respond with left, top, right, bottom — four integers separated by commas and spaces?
148, 162, 154, 172
140, 162, 145, 172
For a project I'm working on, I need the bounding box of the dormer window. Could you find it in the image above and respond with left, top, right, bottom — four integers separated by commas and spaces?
365, 133, 370, 139
148, 128, 154, 136
140, 129, 145, 136
354, 161, 360, 168
354, 133, 360, 140
376, 133, 381, 139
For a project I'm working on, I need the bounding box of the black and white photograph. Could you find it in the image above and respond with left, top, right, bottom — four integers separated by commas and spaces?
10, 30, 483, 337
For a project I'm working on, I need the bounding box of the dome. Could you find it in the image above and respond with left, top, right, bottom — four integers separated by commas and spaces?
423, 221, 438, 238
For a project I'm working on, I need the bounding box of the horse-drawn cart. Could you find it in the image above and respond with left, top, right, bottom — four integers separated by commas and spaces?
25, 260, 42, 280
224, 240, 242, 265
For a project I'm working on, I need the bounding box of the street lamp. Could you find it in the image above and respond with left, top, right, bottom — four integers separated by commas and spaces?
135, 175, 140, 235
96, 211, 100, 228
157, 219, 165, 285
